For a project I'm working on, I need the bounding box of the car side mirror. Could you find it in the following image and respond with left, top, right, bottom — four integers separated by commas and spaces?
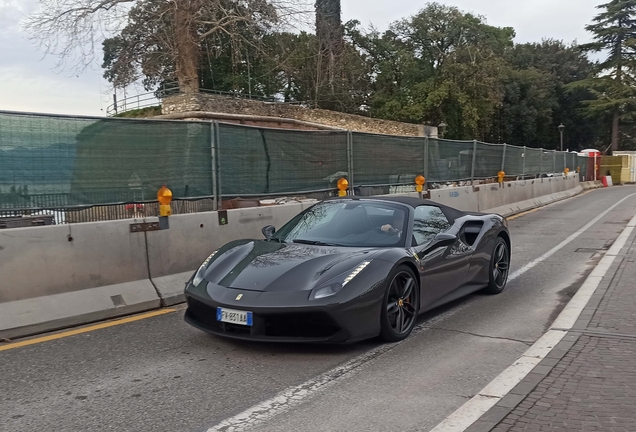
262, 225, 276, 239
421, 233, 457, 255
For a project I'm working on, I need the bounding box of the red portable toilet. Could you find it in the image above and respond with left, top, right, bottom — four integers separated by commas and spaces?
580, 149, 601, 181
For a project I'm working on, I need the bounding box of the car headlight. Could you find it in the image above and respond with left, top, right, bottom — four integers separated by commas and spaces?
192, 250, 219, 287
309, 261, 371, 300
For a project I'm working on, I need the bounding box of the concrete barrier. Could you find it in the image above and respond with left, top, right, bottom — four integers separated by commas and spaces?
429, 186, 478, 211
476, 183, 509, 211
0, 281, 160, 340
486, 185, 584, 217
1, 178, 589, 340
0, 219, 159, 339
582, 180, 604, 190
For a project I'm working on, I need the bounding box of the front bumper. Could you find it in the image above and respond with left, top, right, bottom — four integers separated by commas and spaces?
184, 282, 382, 344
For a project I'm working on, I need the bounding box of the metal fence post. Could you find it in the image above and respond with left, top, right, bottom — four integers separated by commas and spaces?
215, 121, 222, 210
424, 136, 429, 184
522, 146, 526, 180
210, 122, 217, 211
471, 140, 477, 184
501, 143, 507, 172
540, 148, 544, 176
563, 151, 567, 172
347, 130, 354, 195
553, 151, 556, 174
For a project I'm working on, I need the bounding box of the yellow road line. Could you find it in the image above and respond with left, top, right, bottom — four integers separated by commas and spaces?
0, 308, 176, 353
506, 207, 542, 221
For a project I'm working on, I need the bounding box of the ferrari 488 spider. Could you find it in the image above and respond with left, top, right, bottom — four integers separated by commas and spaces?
184, 196, 510, 343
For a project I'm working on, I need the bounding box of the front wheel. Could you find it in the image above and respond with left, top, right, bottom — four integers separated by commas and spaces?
380, 265, 419, 342
483, 237, 510, 294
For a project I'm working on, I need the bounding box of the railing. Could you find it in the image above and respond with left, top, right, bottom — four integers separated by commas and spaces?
105, 82, 308, 116
106, 92, 162, 116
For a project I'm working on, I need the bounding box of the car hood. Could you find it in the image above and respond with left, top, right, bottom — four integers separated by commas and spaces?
202, 240, 379, 292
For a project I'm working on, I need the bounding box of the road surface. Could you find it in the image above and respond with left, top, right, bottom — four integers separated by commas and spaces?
2, 186, 636, 432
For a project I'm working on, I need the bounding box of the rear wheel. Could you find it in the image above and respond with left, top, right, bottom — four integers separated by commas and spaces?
484, 237, 510, 294
380, 265, 419, 342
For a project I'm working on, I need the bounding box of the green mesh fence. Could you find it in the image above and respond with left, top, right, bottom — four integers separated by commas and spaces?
569, 153, 578, 171
0, 110, 590, 213
525, 148, 542, 175
427, 139, 475, 182
352, 133, 425, 185
474, 142, 505, 179
555, 152, 566, 173
578, 155, 589, 179
218, 123, 348, 195
504, 145, 524, 176
0, 112, 212, 210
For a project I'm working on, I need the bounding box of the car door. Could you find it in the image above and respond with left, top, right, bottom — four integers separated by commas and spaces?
412, 205, 471, 310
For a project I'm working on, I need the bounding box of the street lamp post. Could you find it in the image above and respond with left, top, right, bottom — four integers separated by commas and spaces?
558, 123, 565, 151
438, 122, 447, 139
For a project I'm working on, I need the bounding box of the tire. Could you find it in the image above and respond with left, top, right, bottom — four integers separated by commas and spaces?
483, 237, 510, 294
380, 265, 419, 342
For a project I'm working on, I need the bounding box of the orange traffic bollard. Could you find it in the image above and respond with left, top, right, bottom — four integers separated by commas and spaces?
415, 175, 425, 193
337, 178, 349, 197
157, 185, 173, 217
497, 170, 505, 187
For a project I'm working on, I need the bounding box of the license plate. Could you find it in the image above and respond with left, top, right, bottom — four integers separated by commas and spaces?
216, 307, 253, 326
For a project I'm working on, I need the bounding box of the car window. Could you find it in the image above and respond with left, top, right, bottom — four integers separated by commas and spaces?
413, 205, 451, 246
273, 200, 408, 248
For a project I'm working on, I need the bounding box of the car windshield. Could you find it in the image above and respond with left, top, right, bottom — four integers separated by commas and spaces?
273, 200, 408, 248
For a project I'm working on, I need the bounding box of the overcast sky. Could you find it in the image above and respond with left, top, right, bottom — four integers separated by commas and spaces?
0, 0, 602, 117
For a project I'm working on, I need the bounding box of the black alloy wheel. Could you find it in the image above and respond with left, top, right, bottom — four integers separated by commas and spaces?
380, 266, 419, 342
484, 237, 510, 294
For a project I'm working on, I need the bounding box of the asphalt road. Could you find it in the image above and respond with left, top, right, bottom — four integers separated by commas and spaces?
2, 186, 636, 432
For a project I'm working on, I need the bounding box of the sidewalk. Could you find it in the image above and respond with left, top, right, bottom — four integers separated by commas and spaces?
466, 226, 636, 431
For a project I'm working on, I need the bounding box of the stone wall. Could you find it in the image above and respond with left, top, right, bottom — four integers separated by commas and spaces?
161, 93, 435, 137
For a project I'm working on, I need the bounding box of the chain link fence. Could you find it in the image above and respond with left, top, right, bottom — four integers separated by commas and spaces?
0, 111, 589, 223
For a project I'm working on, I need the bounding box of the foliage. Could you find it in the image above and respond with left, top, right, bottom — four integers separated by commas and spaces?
112, 106, 162, 118
95, 0, 632, 150
349, 4, 514, 140
492, 40, 608, 150
577, 0, 636, 150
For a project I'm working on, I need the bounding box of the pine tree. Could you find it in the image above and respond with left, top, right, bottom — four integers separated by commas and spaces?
580, 0, 636, 151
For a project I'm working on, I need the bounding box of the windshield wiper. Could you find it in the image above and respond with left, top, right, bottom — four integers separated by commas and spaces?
293, 239, 343, 247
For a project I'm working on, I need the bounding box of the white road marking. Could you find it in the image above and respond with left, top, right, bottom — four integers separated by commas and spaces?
206, 301, 476, 432
209, 192, 636, 432
507, 192, 636, 283
428, 207, 636, 432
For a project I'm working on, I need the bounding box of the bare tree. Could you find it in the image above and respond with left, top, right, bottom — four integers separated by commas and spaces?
25, 0, 310, 93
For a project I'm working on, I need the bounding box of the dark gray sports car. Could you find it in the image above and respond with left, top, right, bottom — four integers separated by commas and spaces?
184, 196, 510, 343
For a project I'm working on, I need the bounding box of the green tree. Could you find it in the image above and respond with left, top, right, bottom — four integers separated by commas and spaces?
578, 0, 636, 151
490, 40, 606, 150
349, 3, 514, 140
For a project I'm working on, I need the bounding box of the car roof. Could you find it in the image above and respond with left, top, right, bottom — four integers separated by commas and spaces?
325, 195, 466, 223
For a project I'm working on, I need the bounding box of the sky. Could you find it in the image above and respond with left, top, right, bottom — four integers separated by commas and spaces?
0, 0, 603, 117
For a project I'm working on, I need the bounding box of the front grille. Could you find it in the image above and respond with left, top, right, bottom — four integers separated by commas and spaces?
263, 312, 341, 338
187, 297, 342, 339
186, 298, 222, 331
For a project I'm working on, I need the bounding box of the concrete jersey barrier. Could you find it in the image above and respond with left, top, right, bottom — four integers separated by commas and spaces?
0, 177, 593, 340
